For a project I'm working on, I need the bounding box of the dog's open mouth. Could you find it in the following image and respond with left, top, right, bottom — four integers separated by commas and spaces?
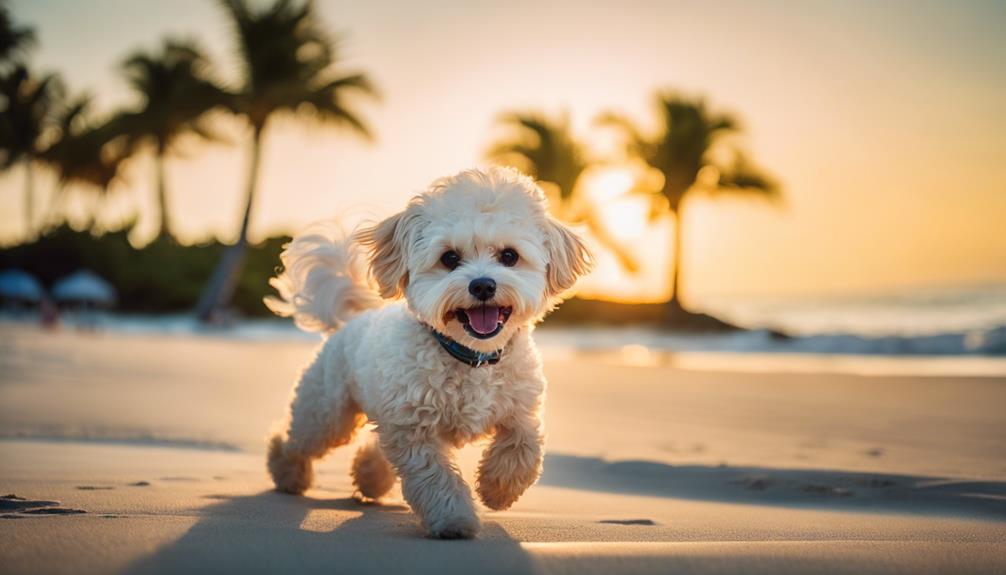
454, 305, 513, 339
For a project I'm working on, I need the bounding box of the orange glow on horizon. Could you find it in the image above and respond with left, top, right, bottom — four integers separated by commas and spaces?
2, 1, 1005, 301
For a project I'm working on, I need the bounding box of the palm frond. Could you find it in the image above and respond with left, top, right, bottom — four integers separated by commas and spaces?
42, 96, 132, 193
0, 64, 63, 167
487, 110, 586, 201
315, 73, 378, 98
302, 72, 378, 139
117, 37, 231, 154
219, 0, 377, 131
301, 95, 373, 139
583, 215, 640, 273
713, 153, 780, 201
595, 111, 652, 159
0, 2, 35, 65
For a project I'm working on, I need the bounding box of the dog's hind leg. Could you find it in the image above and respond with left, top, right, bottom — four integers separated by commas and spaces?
268, 351, 365, 495
351, 437, 396, 500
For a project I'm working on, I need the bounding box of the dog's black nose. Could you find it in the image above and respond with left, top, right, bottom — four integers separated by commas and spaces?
468, 277, 496, 301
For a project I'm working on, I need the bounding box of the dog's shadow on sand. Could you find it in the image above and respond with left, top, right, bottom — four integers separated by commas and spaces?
124, 492, 539, 575
122, 455, 1006, 574
541, 454, 1006, 520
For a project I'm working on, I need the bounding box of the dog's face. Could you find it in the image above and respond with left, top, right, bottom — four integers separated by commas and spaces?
359, 167, 592, 352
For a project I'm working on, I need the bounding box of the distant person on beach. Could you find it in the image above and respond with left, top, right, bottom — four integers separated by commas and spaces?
39, 299, 59, 331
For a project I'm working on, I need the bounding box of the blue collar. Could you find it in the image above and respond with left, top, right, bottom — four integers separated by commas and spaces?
429, 328, 504, 368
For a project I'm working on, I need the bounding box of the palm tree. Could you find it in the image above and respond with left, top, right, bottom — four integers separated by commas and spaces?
117, 38, 230, 240
41, 97, 132, 226
0, 1, 35, 67
599, 93, 778, 317
489, 112, 585, 205
197, 0, 378, 322
487, 112, 637, 271
0, 65, 62, 234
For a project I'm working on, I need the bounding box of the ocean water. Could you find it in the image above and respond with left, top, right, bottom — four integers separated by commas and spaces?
703, 283, 1006, 337
4, 284, 1005, 367
544, 284, 1006, 373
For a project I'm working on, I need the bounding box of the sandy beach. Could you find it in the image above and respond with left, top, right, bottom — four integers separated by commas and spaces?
2, 323, 1005, 574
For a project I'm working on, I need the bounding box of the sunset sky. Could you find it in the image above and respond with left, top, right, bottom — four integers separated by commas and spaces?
2, 0, 1005, 302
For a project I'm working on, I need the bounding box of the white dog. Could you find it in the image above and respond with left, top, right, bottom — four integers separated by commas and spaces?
264, 167, 592, 539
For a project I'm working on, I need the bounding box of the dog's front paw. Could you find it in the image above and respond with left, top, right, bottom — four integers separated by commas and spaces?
427, 511, 481, 539
477, 429, 543, 511
476, 475, 525, 511
477, 454, 541, 511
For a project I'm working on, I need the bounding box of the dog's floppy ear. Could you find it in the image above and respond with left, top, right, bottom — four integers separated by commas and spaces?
544, 216, 593, 298
357, 206, 424, 299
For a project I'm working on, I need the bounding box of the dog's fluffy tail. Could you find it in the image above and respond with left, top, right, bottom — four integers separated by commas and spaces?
264, 224, 383, 333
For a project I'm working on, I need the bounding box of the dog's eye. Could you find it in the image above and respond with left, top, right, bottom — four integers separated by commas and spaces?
440, 250, 461, 270
499, 248, 519, 267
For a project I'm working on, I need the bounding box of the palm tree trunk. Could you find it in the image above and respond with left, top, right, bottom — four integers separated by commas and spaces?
236, 125, 262, 247
155, 141, 172, 240
668, 204, 685, 317
43, 183, 64, 230
195, 123, 264, 323
87, 190, 103, 229
24, 155, 34, 237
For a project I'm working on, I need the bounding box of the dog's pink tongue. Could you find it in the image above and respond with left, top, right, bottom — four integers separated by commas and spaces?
467, 305, 500, 334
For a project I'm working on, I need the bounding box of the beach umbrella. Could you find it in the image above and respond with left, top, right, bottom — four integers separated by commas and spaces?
51, 270, 117, 306
0, 269, 45, 302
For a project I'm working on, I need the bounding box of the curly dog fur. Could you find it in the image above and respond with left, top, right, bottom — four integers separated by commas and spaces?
265, 167, 592, 538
